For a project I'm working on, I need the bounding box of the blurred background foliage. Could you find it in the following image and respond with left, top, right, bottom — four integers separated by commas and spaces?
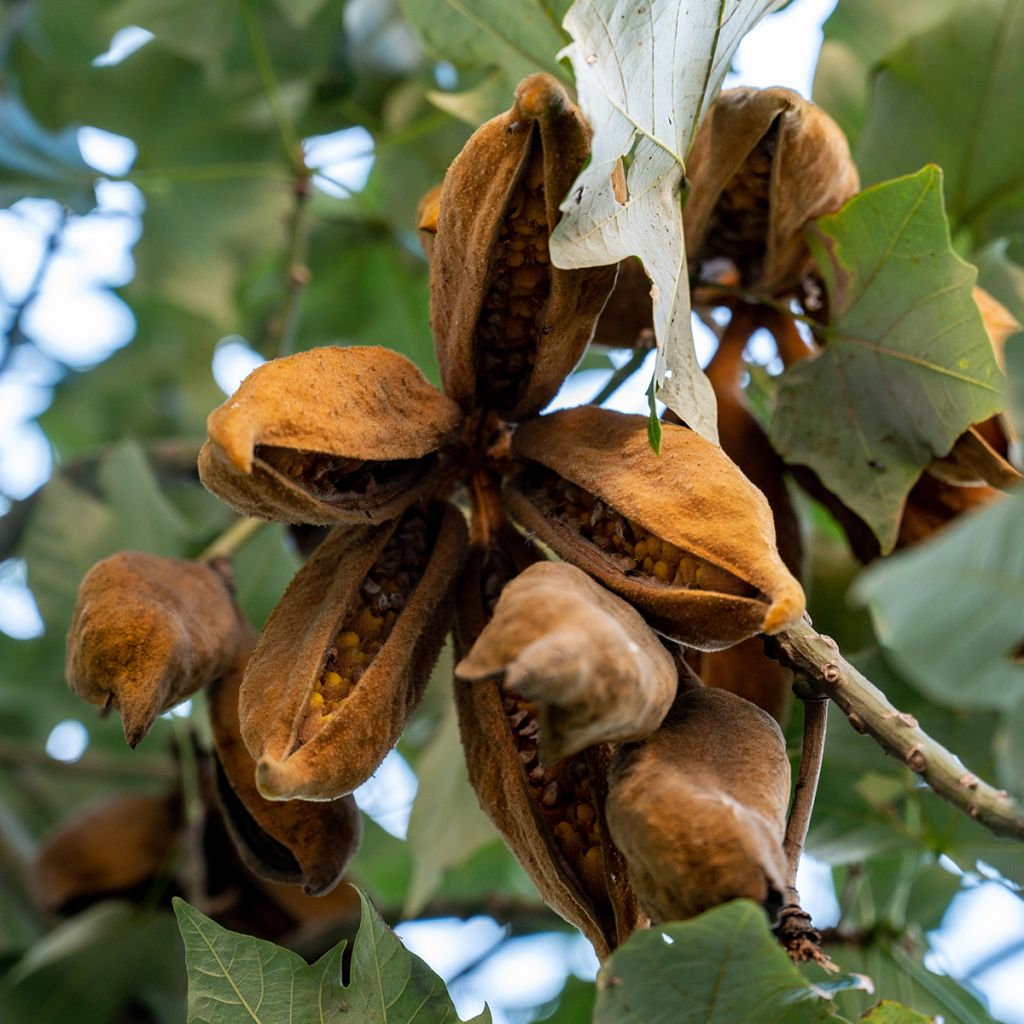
0, 0, 1022, 1021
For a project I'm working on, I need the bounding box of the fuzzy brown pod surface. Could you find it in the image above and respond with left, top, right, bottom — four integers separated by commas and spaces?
430, 72, 617, 421
606, 685, 791, 923
209, 636, 361, 896
456, 561, 677, 761
685, 87, 859, 294
199, 346, 463, 525
66, 552, 243, 747
506, 407, 805, 649
241, 502, 466, 801
453, 523, 644, 959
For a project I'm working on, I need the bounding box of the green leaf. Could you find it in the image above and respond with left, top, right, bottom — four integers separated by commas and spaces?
856, 0, 1024, 247
0, 903, 186, 1024
0, 96, 96, 212
812, 0, 961, 147
107, 0, 239, 67
770, 167, 1002, 552
852, 489, 1024, 711
592, 900, 841, 1023
404, 694, 497, 916
397, 0, 570, 121
173, 888, 491, 1024
272, 0, 330, 30
550, 0, 786, 442
860, 1002, 935, 1024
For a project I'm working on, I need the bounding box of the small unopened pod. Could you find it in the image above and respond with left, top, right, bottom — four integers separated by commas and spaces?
505, 407, 805, 650
453, 530, 644, 959
430, 72, 617, 421
606, 686, 791, 923
199, 346, 463, 526
67, 552, 243, 747
684, 87, 859, 294
209, 638, 361, 896
242, 502, 467, 800
456, 561, 677, 761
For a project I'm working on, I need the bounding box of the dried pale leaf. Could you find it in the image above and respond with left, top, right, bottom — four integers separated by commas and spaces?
928, 427, 1020, 488
431, 72, 616, 421
33, 792, 180, 914
606, 687, 790, 922
685, 87, 859, 294
200, 346, 463, 525
456, 561, 676, 760
242, 503, 466, 800
66, 552, 242, 747
550, 0, 786, 439
507, 407, 805, 649
209, 637, 362, 896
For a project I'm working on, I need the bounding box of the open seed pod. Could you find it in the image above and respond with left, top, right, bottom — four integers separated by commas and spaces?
453, 518, 644, 959
67, 552, 243, 748
241, 502, 467, 800
199, 346, 463, 525
456, 561, 677, 761
210, 640, 361, 896
506, 407, 805, 650
33, 792, 180, 915
684, 87, 859, 295
606, 682, 790, 923
430, 72, 617, 421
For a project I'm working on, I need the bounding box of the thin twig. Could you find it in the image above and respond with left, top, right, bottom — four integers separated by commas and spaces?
199, 517, 266, 563
783, 686, 828, 890
276, 174, 314, 357
588, 347, 650, 406
765, 616, 1024, 840
1, 207, 68, 375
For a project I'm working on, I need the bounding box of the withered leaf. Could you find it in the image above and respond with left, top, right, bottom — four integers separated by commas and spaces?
456, 561, 677, 761
199, 346, 463, 525
33, 791, 180, 914
453, 522, 644, 959
66, 552, 243, 747
685, 86, 859, 294
242, 503, 467, 801
606, 685, 790, 923
506, 407, 805, 650
208, 636, 361, 896
431, 72, 617, 421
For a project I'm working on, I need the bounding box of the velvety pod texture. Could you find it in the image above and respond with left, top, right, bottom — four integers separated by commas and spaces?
684, 86, 859, 294
241, 502, 467, 801
456, 561, 677, 761
430, 72, 617, 421
209, 639, 361, 896
606, 686, 791, 923
199, 346, 463, 525
506, 407, 805, 649
66, 552, 242, 747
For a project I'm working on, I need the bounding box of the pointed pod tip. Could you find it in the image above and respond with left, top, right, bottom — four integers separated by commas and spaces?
514, 72, 569, 122
255, 755, 296, 801
760, 580, 806, 636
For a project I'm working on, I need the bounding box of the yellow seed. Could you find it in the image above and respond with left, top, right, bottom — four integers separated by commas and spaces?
573, 802, 595, 826
580, 845, 604, 891
634, 539, 649, 560
337, 631, 360, 649
653, 560, 670, 582
324, 671, 343, 688
309, 691, 325, 709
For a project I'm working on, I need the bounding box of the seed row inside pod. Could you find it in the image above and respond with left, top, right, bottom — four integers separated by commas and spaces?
697, 118, 778, 285
518, 468, 757, 596
298, 509, 431, 745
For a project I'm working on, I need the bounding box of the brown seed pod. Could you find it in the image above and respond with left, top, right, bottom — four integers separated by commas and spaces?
241, 502, 467, 801
430, 72, 617, 421
33, 791, 180, 914
66, 552, 243, 748
696, 636, 794, 727
452, 524, 644, 959
684, 87, 859, 295
606, 684, 791, 923
208, 635, 362, 896
590, 257, 655, 349
417, 183, 442, 263
505, 407, 805, 650
456, 561, 677, 761
199, 346, 463, 526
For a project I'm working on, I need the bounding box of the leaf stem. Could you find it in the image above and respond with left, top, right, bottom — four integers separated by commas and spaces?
783, 687, 828, 889
239, 0, 304, 173
276, 174, 314, 357
199, 517, 266, 563
696, 283, 828, 336
765, 617, 1024, 840
588, 347, 650, 406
